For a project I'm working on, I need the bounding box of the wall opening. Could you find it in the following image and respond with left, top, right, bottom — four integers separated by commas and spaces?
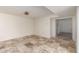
56, 18, 72, 40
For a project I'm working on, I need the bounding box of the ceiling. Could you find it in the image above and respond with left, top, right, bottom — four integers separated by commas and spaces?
0, 6, 53, 19
46, 6, 76, 17
0, 6, 76, 19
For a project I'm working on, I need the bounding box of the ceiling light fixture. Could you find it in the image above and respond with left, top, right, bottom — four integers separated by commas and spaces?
24, 11, 29, 15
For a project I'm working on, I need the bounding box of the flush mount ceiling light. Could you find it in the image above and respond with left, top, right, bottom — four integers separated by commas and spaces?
24, 11, 29, 15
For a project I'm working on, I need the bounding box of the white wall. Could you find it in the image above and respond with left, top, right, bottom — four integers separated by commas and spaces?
50, 17, 56, 38
34, 16, 50, 38
0, 13, 34, 41
34, 15, 57, 38
0, 13, 76, 42
72, 16, 77, 41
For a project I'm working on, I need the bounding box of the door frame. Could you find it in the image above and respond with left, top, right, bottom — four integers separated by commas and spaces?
55, 16, 73, 39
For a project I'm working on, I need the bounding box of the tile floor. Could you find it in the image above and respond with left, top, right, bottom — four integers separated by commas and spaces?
0, 36, 76, 53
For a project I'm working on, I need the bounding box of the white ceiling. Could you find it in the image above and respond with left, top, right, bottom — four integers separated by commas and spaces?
0, 6, 53, 19
46, 6, 76, 17
0, 6, 76, 19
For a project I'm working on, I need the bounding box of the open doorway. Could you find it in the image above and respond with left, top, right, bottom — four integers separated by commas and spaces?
56, 18, 72, 40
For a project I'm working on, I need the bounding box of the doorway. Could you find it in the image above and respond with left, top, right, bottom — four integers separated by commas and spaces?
56, 18, 72, 39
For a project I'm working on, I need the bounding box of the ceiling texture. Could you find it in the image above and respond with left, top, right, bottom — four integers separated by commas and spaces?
0, 6, 76, 19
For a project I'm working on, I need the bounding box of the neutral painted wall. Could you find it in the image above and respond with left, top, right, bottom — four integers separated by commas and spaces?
0, 13, 76, 42
0, 13, 34, 41
50, 17, 56, 38
34, 15, 57, 38
34, 16, 50, 38
72, 16, 77, 41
